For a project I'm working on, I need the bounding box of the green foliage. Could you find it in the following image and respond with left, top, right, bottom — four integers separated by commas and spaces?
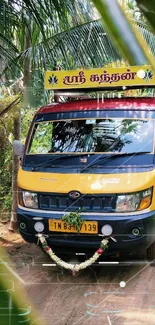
136, 0, 155, 32
0, 0, 93, 83
1, 191, 12, 216
0, 96, 15, 217
1, 0, 154, 89
30, 70, 49, 108
0, 158, 12, 217
21, 108, 36, 142
0, 94, 36, 218
61, 211, 84, 233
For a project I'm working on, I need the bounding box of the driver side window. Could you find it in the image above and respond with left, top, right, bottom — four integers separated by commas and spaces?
28, 122, 53, 154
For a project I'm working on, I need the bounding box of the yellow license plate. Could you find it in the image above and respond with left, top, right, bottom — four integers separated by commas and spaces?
49, 220, 98, 234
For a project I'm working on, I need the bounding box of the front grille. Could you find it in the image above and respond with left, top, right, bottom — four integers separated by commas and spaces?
48, 234, 101, 243
39, 193, 115, 212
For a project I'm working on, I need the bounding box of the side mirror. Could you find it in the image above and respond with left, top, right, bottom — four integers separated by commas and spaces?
13, 140, 24, 157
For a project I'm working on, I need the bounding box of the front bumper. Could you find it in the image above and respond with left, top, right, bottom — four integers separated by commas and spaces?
17, 207, 155, 256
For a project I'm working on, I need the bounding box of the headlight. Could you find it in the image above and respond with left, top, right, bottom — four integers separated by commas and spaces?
22, 191, 38, 209
116, 188, 152, 213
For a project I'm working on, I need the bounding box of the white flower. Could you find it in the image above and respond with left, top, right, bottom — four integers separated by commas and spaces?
39, 234, 109, 273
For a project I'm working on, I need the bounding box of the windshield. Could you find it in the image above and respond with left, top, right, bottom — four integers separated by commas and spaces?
27, 118, 154, 155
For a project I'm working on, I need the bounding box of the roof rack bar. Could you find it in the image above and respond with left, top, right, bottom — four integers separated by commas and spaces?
54, 85, 155, 95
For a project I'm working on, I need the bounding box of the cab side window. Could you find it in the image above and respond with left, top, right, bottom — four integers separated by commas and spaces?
28, 122, 53, 154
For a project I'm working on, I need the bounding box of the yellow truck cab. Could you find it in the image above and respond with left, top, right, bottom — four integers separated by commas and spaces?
15, 66, 155, 261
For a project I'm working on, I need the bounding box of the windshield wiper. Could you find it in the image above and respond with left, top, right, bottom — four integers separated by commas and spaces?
80, 151, 150, 173
31, 153, 95, 171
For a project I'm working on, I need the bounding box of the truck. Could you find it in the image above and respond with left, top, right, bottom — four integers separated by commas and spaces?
14, 66, 155, 262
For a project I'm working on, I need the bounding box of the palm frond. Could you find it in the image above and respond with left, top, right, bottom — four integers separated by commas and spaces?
0, 97, 21, 117
0, 0, 94, 82
1, 0, 155, 108
136, 0, 155, 32
0, 33, 19, 53
2, 19, 154, 76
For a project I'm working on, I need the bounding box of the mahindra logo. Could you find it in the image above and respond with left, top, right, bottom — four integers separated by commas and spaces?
69, 191, 81, 199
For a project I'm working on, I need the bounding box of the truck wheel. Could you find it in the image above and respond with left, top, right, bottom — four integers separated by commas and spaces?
147, 241, 155, 262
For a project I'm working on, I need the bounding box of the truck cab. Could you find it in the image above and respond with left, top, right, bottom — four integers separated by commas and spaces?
17, 97, 155, 260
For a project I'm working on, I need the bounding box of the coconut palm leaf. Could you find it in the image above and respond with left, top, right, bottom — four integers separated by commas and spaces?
1, 0, 155, 107
1, 0, 154, 78
136, 0, 155, 32
0, 97, 21, 117
1, 0, 92, 40
0, 33, 19, 54
1, 18, 155, 78
0, 0, 94, 82
92, 0, 154, 67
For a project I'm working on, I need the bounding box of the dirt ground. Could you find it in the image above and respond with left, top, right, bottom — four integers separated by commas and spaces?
1, 222, 155, 325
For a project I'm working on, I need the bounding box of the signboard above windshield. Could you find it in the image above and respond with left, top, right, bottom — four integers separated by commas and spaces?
44, 66, 155, 90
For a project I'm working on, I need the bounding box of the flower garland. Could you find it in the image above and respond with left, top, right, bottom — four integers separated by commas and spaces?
38, 234, 109, 275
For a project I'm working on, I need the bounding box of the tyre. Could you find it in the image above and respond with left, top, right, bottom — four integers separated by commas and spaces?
147, 241, 155, 262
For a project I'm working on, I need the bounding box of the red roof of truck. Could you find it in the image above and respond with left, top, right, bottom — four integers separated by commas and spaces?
38, 97, 155, 114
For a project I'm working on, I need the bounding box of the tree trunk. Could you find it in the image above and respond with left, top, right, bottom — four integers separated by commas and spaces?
9, 109, 21, 231
9, 23, 31, 231
23, 23, 32, 108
